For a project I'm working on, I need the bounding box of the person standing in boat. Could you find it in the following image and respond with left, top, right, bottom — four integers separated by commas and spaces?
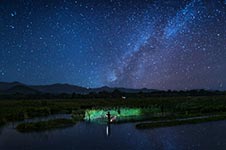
106, 111, 111, 123
105, 111, 111, 136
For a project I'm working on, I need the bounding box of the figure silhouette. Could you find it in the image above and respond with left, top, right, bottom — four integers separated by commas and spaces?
106, 111, 111, 123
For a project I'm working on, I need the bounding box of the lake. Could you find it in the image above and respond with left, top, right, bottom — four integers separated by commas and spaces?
0, 114, 226, 150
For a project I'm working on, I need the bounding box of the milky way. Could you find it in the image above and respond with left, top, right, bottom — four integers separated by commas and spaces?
0, 0, 225, 90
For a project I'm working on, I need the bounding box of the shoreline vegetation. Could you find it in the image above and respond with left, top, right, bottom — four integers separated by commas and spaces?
16, 119, 75, 132
136, 115, 226, 129
15, 114, 226, 132
0, 94, 226, 130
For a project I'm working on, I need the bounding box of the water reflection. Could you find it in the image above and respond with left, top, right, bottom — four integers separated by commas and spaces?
0, 126, 2, 135
106, 123, 111, 136
1, 114, 226, 150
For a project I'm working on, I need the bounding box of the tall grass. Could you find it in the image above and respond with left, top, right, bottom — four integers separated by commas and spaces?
0, 95, 226, 124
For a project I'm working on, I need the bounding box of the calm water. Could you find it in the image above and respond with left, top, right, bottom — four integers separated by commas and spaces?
0, 115, 226, 150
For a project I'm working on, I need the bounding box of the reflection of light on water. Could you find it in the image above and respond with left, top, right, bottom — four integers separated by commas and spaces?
106, 124, 111, 136
106, 125, 110, 136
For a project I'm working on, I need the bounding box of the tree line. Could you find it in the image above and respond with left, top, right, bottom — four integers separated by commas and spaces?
0, 89, 225, 100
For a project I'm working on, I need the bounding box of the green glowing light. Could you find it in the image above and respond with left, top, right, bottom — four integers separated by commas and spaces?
83, 107, 162, 124
84, 108, 142, 121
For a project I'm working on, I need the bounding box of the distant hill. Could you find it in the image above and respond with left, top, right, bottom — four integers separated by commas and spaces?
91, 86, 156, 93
0, 81, 157, 95
31, 84, 89, 94
0, 81, 24, 91
4, 85, 40, 95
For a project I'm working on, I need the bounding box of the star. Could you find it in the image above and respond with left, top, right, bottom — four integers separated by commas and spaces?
0, 0, 225, 90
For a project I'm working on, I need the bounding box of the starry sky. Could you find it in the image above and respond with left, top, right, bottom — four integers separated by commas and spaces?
0, 0, 225, 90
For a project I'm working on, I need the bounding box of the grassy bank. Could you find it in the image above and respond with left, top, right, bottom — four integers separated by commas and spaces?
136, 115, 226, 129
16, 119, 75, 132
0, 95, 226, 124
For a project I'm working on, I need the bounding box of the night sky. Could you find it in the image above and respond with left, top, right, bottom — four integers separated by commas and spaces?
0, 0, 225, 90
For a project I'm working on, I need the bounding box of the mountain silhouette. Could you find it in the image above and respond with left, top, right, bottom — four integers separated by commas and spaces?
4, 85, 40, 94
0, 82, 157, 95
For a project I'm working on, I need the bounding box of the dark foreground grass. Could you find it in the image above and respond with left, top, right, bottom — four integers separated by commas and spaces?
16, 119, 75, 132
136, 115, 226, 129
0, 121, 5, 126
0, 95, 226, 129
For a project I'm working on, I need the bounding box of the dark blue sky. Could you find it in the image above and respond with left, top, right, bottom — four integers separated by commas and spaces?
0, 0, 225, 90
